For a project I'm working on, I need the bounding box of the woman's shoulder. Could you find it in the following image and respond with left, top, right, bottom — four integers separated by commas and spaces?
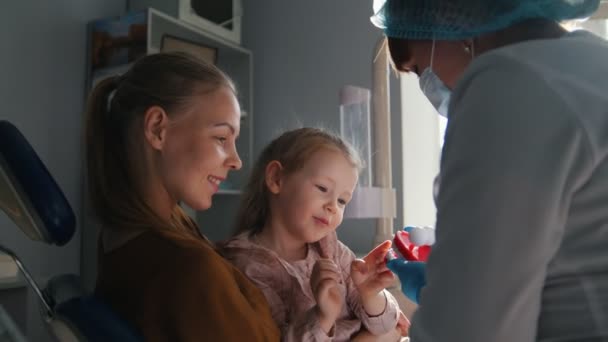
154, 231, 262, 296
121, 229, 226, 278
139, 228, 216, 256
99, 228, 238, 301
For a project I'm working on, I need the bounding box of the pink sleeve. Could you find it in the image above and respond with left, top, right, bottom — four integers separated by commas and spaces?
335, 241, 400, 335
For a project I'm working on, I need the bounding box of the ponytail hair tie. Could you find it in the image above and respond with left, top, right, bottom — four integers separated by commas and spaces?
106, 75, 123, 113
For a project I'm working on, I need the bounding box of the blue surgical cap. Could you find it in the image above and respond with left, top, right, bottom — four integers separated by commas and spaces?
371, 0, 600, 40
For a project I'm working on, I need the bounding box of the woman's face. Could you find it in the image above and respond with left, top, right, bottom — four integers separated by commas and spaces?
388, 37, 473, 89
159, 86, 242, 211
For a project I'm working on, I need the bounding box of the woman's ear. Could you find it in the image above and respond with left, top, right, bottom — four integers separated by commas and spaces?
143, 106, 169, 151
265, 160, 284, 194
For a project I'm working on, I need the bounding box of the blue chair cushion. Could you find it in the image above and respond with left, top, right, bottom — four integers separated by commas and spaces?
55, 295, 143, 342
0, 120, 75, 246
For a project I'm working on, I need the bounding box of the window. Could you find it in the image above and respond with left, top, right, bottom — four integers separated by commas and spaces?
578, 19, 608, 38
438, 115, 448, 149
400, 73, 442, 227
563, 4, 608, 39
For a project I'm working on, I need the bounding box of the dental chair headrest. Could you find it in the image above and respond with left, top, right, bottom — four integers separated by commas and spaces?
0, 120, 75, 246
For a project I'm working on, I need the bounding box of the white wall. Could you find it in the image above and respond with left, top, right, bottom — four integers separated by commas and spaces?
0, 1, 125, 340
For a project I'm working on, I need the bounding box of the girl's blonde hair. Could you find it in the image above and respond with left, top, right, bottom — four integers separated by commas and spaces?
85, 52, 235, 236
234, 127, 363, 236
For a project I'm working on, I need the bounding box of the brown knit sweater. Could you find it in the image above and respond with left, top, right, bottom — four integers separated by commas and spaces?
95, 228, 280, 341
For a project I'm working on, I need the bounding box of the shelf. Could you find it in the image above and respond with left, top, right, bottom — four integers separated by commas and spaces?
146, 8, 248, 54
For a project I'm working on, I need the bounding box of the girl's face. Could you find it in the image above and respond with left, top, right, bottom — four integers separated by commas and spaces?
269, 148, 359, 244
159, 87, 242, 211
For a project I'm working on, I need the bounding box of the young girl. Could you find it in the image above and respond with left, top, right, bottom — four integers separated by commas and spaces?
222, 128, 409, 341
86, 52, 279, 341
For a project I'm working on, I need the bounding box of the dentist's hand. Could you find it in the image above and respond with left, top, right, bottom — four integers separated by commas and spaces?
386, 258, 426, 304
351, 240, 396, 315
311, 258, 344, 334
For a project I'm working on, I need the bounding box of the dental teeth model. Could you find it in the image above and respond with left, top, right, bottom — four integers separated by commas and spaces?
385, 226, 436, 304
392, 226, 435, 262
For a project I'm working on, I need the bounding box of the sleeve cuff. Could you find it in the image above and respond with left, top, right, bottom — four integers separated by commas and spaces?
361, 290, 400, 335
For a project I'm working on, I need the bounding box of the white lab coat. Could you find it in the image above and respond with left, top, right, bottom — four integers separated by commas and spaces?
410, 30, 608, 341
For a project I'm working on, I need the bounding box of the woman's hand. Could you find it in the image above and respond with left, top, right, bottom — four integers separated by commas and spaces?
351, 240, 396, 315
311, 258, 344, 334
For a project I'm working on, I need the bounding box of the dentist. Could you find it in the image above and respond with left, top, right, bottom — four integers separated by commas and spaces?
372, 0, 608, 341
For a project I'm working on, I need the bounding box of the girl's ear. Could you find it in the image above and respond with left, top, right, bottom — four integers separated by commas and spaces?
143, 105, 169, 151
265, 160, 284, 194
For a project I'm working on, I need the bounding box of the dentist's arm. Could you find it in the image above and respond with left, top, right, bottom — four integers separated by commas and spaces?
409, 56, 594, 342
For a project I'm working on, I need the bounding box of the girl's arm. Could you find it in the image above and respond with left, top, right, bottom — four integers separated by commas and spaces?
335, 240, 401, 335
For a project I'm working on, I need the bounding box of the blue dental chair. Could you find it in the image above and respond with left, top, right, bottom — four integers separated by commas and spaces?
0, 120, 142, 341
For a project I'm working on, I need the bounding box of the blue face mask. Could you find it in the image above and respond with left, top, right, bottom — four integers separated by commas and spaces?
418, 40, 451, 118
418, 40, 475, 118
419, 67, 451, 118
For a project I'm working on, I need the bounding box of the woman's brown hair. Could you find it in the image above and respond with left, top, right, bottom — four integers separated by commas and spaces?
85, 52, 235, 235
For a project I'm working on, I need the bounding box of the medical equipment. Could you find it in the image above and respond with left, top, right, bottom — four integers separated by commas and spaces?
386, 226, 435, 303
393, 226, 434, 262
340, 85, 373, 187
0, 120, 143, 341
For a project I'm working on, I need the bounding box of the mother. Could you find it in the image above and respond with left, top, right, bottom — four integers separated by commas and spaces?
84, 52, 279, 341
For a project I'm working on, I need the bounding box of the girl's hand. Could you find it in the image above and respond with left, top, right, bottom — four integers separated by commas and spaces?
351, 240, 396, 314
310, 258, 344, 333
